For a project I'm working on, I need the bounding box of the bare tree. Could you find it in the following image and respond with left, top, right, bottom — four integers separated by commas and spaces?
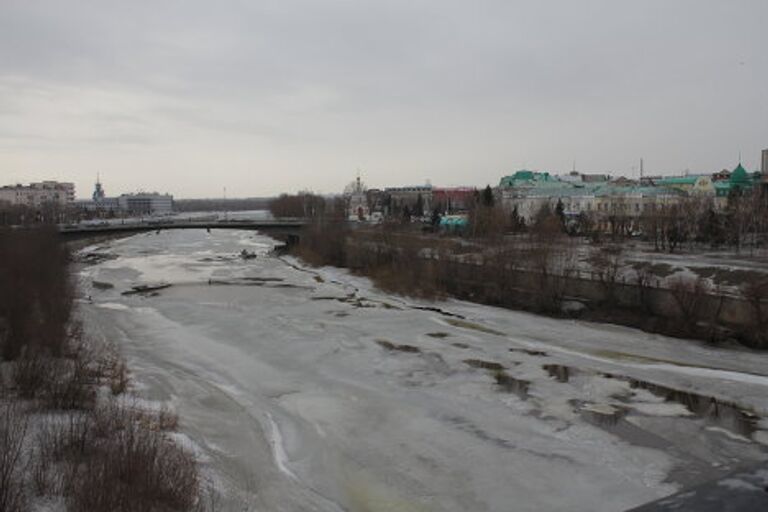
740, 279, 768, 348
527, 207, 577, 312
632, 263, 655, 313
588, 244, 624, 304
669, 276, 710, 335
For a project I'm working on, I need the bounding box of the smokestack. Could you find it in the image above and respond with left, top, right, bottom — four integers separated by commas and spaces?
762, 148, 768, 176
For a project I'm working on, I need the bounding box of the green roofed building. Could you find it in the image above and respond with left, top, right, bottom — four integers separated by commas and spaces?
712, 163, 761, 208
496, 162, 761, 233
498, 170, 560, 189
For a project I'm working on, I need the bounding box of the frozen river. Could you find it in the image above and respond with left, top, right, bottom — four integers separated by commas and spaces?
77, 230, 768, 512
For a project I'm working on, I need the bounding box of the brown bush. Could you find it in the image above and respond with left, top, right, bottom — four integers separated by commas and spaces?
33, 402, 204, 512
468, 204, 507, 240
296, 220, 349, 268
42, 356, 97, 411
669, 276, 710, 335
588, 245, 624, 304
128, 405, 180, 432
740, 279, 768, 348
633, 264, 655, 313
109, 359, 130, 395
0, 403, 29, 512
13, 348, 55, 399
13, 343, 96, 410
32, 411, 100, 496
69, 420, 199, 512
1, 227, 210, 511
0, 227, 73, 361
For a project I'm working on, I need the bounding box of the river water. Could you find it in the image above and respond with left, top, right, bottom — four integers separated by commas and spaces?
77, 229, 768, 512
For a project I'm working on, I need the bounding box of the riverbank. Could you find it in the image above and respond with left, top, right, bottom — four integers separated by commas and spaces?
291, 223, 768, 349
0, 228, 212, 512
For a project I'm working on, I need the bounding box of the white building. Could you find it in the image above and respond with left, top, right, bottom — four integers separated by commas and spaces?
117, 193, 173, 215
0, 181, 75, 207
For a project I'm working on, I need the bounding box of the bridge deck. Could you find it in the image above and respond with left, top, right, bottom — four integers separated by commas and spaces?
58, 219, 307, 236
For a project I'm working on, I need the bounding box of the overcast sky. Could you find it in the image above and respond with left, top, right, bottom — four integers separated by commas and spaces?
1, 1, 766, 198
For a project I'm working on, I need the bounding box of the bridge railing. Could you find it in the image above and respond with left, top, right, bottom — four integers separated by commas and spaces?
57, 217, 308, 232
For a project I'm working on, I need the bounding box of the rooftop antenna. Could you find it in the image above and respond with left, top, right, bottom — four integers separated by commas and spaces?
572, 160, 576, 174
640, 158, 644, 179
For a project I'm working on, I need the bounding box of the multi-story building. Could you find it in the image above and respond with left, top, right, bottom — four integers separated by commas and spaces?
384, 184, 433, 215
432, 187, 475, 213
558, 171, 610, 184
117, 193, 173, 215
655, 175, 715, 195
498, 170, 686, 231
0, 181, 75, 207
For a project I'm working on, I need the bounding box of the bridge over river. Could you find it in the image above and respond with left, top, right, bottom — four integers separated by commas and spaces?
58, 218, 307, 240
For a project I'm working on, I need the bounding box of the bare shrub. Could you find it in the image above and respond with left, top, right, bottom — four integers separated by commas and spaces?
669, 276, 710, 335
68, 421, 199, 512
128, 405, 180, 432
109, 359, 130, 395
0, 227, 210, 512
194, 479, 221, 512
14, 336, 97, 410
34, 403, 203, 511
526, 214, 577, 313
44, 413, 96, 462
0, 227, 72, 361
468, 204, 507, 240
296, 220, 349, 268
588, 245, 624, 304
31, 413, 93, 497
0, 403, 29, 512
30, 444, 57, 497
740, 279, 768, 348
43, 356, 97, 411
633, 264, 655, 313
13, 348, 55, 399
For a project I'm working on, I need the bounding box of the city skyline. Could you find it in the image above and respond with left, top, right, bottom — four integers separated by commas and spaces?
1, 0, 767, 198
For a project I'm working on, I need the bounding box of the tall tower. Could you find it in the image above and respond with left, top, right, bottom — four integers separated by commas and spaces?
92, 173, 106, 202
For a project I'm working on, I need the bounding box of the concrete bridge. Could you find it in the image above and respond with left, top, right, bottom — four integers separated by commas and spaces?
58, 218, 308, 242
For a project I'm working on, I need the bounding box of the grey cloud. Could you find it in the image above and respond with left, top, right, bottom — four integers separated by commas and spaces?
0, 0, 766, 197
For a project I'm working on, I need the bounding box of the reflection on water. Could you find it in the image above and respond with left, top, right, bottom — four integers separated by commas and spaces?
543, 364, 575, 382
493, 370, 530, 400
624, 377, 761, 439
546, 365, 763, 440
571, 400, 630, 427
509, 348, 548, 357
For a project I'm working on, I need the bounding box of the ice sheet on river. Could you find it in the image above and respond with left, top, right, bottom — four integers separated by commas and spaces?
78, 230, 768, 512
